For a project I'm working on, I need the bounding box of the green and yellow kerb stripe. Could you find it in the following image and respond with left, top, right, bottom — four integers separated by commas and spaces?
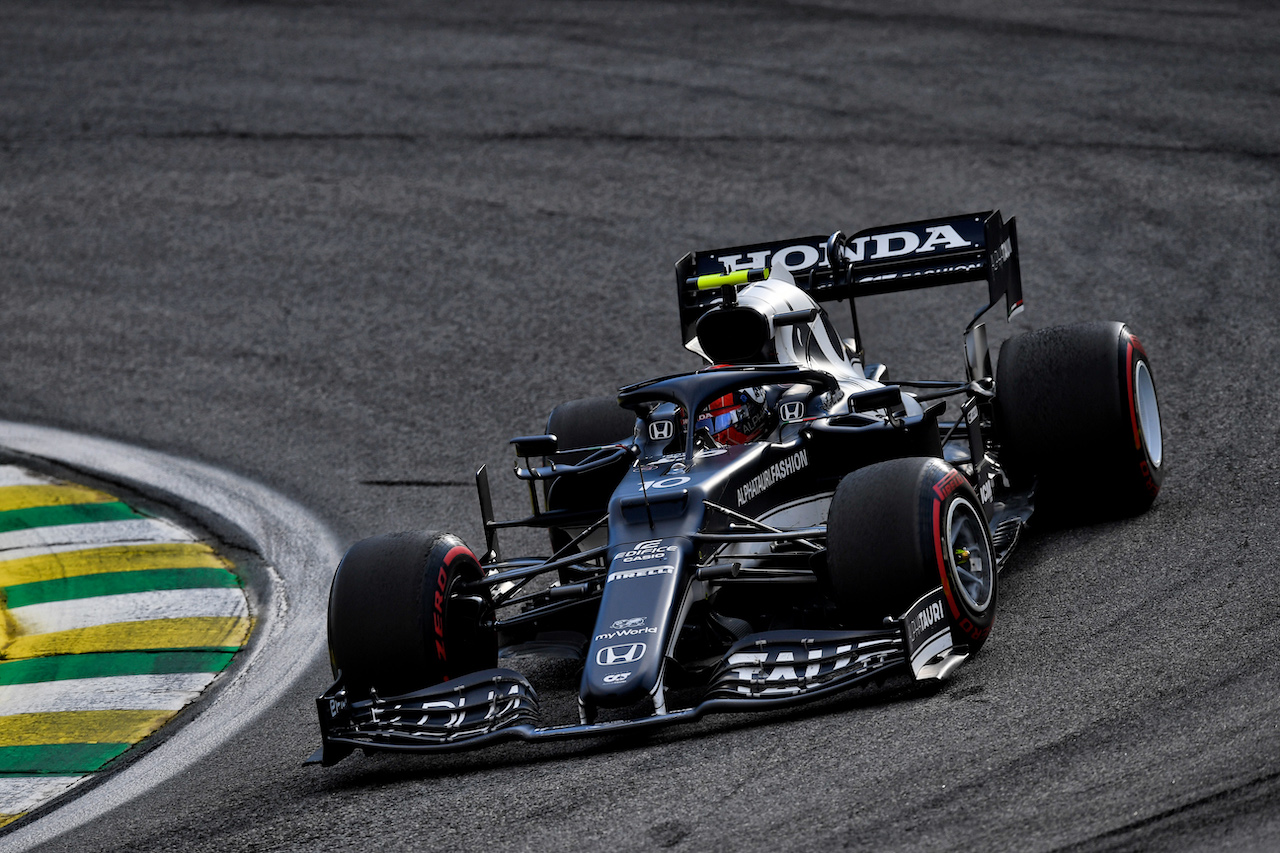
0, 466, 250, 828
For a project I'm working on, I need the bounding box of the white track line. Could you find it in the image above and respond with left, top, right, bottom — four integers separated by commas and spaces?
0, 467, 53, 487
0, 519, 196, 554
0, 779, 90, 817
0, 673, 217, 715
9, 589, 247, 635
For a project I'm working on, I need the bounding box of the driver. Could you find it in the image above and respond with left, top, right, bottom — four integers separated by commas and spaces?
694, 388, 773, 446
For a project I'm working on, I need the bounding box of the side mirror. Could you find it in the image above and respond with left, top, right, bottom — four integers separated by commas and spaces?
510, 435, 559, 458
848, 385, 904, 414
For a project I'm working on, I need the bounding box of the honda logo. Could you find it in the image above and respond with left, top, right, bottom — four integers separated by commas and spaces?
779, 401, 805, 421
649, 420, 674, 441
597, 642, 647, 666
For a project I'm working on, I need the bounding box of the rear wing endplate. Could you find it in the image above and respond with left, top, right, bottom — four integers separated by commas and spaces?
675, 210, 1023, 344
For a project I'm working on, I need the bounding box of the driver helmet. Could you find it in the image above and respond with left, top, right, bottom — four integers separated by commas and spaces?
695, 387, 772, 446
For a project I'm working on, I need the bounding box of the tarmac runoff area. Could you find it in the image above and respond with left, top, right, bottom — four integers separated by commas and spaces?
0, 464, 250, 829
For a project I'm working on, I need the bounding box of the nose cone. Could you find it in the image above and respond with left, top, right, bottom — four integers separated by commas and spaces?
580, 539, 686, 710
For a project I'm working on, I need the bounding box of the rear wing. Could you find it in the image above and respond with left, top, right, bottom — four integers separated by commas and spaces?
675, 210, 1022, 345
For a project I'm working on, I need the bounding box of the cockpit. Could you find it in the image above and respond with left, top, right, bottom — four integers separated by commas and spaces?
683, 268, 885, 423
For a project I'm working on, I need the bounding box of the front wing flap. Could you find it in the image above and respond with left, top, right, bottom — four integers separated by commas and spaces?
312, 598, 964, 761
705, 629, 904, 700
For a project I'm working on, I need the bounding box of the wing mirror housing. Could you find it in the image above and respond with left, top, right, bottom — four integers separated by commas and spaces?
510, 435, 559, 458
848, 385, 904, 414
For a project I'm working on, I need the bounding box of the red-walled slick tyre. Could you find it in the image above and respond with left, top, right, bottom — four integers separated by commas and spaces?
327, 531, 496, 696
827, 457, 997, 652
995, 321, 1164, 525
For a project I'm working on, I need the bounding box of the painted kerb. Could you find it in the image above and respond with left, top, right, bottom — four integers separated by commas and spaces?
0, 465, 250, 827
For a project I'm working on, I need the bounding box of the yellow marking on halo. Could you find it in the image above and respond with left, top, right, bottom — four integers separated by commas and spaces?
0, 484, 117, 514
0, 542, 230, 587
0, 812, 24, 829
2, 616, 251, 660
0, 709, 173, 746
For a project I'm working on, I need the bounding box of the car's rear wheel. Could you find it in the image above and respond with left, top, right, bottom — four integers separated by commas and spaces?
826, 457, 996, 651
994, 321, 1163, 524
327, 531, 496, 696
544, 397, 635, 553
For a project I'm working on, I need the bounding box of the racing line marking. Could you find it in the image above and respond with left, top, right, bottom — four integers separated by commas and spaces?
0, 465, 250, 829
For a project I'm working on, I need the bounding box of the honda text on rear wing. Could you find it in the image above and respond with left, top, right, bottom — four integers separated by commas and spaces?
675, 210, 1023, 353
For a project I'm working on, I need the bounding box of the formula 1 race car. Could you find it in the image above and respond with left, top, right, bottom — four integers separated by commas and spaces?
311, 210, 1164, 764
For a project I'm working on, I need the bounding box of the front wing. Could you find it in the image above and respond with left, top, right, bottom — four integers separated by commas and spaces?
309, 587, 961, 764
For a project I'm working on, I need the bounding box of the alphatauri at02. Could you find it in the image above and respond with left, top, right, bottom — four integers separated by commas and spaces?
311, 210, 1163, 763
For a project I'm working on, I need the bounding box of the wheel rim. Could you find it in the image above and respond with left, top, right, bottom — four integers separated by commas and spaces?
945, 497, 993, 612
1134, 360, 1162, 469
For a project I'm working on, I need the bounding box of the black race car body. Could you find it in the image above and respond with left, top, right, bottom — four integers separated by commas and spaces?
311, 210, 1164, 763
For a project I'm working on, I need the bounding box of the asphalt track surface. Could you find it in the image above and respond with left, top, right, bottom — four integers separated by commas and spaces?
1, 2, 1277, 851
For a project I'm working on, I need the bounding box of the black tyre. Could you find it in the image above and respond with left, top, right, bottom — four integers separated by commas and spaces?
544, 397, 635, 552
327, 531, 496, 696
545, 397, 637, 466
995, 321, 1163, 523
826, 457, 996, 651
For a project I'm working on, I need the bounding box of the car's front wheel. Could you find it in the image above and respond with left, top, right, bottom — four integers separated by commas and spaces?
327, 531, 496, 696
826, 457, 996, 651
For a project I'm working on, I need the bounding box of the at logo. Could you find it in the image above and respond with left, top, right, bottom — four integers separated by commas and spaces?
610, 617, 646, 630
602, 671, 632, 684
597, 643, 646, 666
